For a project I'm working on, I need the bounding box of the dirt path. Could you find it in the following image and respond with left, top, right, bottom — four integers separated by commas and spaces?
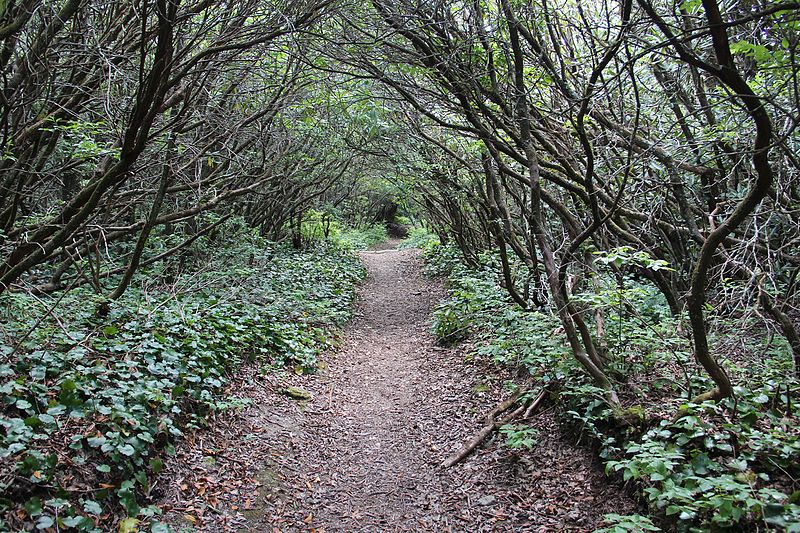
158, 244, 635, 531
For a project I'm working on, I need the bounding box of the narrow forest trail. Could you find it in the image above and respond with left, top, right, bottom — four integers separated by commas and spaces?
158, 243, 634, 532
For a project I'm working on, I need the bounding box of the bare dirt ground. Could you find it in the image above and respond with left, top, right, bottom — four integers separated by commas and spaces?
156, 243, 636, 532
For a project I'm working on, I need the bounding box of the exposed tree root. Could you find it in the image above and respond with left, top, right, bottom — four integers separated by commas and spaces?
441, 388, 547, 468
522, 388, 548, 419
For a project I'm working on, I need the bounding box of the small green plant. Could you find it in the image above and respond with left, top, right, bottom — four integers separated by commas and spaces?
499, 424, 539, 450
596, 513, 661, 532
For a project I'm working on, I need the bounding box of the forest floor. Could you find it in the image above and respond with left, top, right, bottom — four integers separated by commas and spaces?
156, 241, 636, 532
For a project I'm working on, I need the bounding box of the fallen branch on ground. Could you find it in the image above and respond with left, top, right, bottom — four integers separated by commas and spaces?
441, 388, 547, 468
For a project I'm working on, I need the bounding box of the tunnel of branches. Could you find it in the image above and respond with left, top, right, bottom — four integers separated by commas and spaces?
1, 0, 800, 529
3, 0, 798, 401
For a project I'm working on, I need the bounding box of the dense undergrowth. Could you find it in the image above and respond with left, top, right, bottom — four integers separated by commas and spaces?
300, 210, 389, 251
422, 240, 800, 532
397, 227, 441, 250
0, 219, 376, 531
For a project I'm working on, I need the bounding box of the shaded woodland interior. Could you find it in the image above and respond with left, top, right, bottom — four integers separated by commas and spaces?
1, 0, 800, 531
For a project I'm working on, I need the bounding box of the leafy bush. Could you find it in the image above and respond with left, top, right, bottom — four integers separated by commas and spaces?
0, 223, 365, 531
604, 390, 800, 530
596, 513, 661, 532
429, 249, 510, 345
398, 227, 439, 250
336, 225, 389, 250
423, 244, 800, 532
298, 210, 387, 250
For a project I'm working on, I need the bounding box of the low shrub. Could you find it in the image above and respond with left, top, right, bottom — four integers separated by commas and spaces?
0, 224, 365, 531
336, 225, 389, 250
424, 244, 800, 532
397, 227, 440, 251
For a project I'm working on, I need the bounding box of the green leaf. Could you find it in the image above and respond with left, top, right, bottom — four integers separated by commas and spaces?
61, 516, 84, 527
16, 399, 32, 410
87, 436, 106, 447
47, 405, 66, 416
118, 444, 136, 456
82, 499, 103, 515
119, 517, 140, 533
117, 480, 140, 516
24, 497, 43, 517
45, 498, 69, 509
150, 522, 171, 533
35, 515, 54, 530
149, 458, 164, 473
134, 470, 148, 488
